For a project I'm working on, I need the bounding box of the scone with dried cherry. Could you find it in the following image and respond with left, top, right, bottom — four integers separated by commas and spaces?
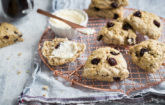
82, 47, 129, 82
98, 21, 136, 45
42, 38, 86, 66
129, 40, 165, 73
0, 22, 23, 48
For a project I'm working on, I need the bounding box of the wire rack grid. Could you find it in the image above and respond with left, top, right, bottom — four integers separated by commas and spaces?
38, 8, 165, 95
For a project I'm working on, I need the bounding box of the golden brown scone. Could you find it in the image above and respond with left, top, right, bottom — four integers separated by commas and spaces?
85, 6, 124, 20
82, 47, 129, 82
91, 0, 128, 9
98, 20, 136, 45
42, 38, 86, 66
126, 10, 162, 39
129, 40, 165, 73
0, 22, 23, 48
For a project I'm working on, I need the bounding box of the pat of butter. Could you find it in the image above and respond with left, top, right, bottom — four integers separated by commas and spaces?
51, 41, 78, 59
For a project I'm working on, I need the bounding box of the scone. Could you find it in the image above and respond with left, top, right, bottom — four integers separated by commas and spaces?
126, 10, 162, 39
85, 6, 123, 19
82, 47, 129, 82
97, 21, 136, 45
91, 0, 128, 9
42, 38, 86, 66
0, 22, 23, 48
129, 40, 165, 73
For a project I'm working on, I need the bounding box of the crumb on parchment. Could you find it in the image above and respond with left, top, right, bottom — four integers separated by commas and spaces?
18, 52, 22, 56
42, 86, 49, 90
26, 70, 30, 73
17, 71, 21, 75
43, 94, 46, 97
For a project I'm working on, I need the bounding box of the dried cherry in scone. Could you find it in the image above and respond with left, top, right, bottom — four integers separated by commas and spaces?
153, 20, 160, 27
111, 2, 118, 8
94, 7, 100, 11
133, 11, 141, 17
55, 43, 60, 49
123, 23, 132, 30
107, 58, 117, 66
107, 22, 114, 28
91, 58, 100, 65
18, 34, 23, 37
14, 31, 18, 34
140, 48, 149, 57
3, 35, 9, 39
113, 77, 121, 81
97, 35, 103, 41
14, 39, 18, 42
113, 13, 119, 19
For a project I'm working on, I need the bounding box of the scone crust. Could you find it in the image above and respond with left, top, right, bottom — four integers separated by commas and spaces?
98, 21, 136, 45
85, 6, 123, 19
129, 39, 165, 73
91, 0, 128, 9
126, 10, 162, 39
42, 38, 86, 66
82, 47, 129, 82
0, 22, 23, 48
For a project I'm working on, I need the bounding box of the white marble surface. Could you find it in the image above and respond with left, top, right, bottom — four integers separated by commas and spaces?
0, 0, 52, 105
0, 0, 165, 105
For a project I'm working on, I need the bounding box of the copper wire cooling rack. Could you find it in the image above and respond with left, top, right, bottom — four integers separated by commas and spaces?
38, 8, 165, 95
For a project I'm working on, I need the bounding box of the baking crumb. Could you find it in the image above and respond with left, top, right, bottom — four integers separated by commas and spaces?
6, 57, 10, 60
18, 53, 22, 56
42, 86, 49, 90
43, 94, 46, 97
26, 70, 30, 73
17, 71, 21, 75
